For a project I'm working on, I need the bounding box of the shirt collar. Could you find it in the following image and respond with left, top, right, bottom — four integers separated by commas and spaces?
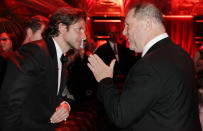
52, 37, 63, 61
109, 41, 114, 50
141, 33, 168, 57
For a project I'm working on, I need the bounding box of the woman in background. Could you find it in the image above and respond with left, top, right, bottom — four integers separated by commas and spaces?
0, 17, 23, 88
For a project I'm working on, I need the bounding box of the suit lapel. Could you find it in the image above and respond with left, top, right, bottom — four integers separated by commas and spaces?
45, 37, 57, 59
45, 37, 69, 97
45, 37, 59, 96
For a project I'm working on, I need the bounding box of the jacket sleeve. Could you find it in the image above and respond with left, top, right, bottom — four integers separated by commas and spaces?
0, 44, 45, 131
97, 61, 162, 129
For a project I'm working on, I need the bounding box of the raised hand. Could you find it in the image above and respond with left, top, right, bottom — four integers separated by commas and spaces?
87, 54, 116, 82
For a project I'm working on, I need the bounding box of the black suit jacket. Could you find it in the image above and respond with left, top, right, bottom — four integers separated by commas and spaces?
0, 55, 7, 88
97, 37, 201, 131
0, 37, 66, 131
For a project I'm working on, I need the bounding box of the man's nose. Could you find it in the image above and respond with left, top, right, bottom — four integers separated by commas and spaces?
81, 32, 86, 40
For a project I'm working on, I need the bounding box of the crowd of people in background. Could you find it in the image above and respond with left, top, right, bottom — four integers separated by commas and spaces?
0, 2, 202, 131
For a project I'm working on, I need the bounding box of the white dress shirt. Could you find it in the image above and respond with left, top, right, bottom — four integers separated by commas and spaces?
109, 41, 114, 50
142, 33, 168, 57
52, 38, 63, 94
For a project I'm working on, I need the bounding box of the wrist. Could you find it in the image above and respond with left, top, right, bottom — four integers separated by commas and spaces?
56, 101, 71, 112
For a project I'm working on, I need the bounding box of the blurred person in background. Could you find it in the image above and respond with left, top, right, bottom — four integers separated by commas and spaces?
22, 15, 49, 45
0, 17, 23, 88
0, 17, 22, 55
193, 40, 203, 89
95, 30, 137, 90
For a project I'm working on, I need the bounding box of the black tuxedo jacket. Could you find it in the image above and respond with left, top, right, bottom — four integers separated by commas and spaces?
97, 37, 201, 131
0, 55, 7, 88
0, 37, 66, 131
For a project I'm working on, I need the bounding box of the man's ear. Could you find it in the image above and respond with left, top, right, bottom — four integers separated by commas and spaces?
27, 28, 33, 37
58, 23, 67, 34
145, 18, 152, 31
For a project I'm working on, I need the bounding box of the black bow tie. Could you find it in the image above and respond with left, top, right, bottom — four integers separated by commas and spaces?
60, 54, 68, 64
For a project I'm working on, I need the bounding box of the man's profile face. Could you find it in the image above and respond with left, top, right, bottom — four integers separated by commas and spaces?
63, 19, 86, 50
123, 9, 144, 53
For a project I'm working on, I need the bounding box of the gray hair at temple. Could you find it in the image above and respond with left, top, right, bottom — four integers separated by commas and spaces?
128, 3, 164, 25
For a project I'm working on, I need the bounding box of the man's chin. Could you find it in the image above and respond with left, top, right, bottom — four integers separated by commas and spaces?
75, 45, 81, 50
70, 43, 80, 50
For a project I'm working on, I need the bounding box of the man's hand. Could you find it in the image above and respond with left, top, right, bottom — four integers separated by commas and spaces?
50, 101, 70, 123
87, 54, 116, 82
